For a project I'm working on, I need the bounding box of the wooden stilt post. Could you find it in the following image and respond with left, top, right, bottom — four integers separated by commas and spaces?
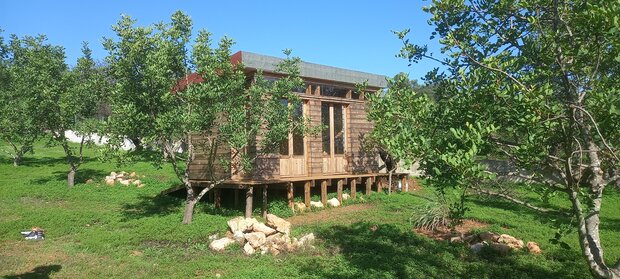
377, 176, 383, 193
234, 189, 239, 208
401, 175, 407, 192
350, 178, 357, 199
365, 177, 372, 195
321, 180, 327, 205
214, 188, 221, 208
287, 182, 294, 210
304, 181, 311, 208
245, 186, 253, 218
337, 179, 343, 203
208, 190, 214, 203
262, 185, 268, 218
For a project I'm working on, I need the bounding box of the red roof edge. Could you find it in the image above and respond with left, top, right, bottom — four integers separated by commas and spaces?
171, 72, 205, 94
230, 51, 243, 67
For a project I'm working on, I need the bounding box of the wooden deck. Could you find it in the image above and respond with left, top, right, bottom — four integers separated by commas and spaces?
185, 172, 411, 218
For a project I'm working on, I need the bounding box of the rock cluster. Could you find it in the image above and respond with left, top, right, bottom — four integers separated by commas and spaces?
453, 231, 541, 255
293, 194, 352, 212
209, 214, 315, 256
104, 171, 145, 187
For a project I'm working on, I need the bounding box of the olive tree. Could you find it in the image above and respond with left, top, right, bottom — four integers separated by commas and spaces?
370, 1, 620, 277
0, 34, 64, 166
51, 43, 107, 187
103, 11, 304, 224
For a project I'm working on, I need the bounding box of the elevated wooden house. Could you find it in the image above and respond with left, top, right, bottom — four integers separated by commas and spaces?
188, 51, 409, 217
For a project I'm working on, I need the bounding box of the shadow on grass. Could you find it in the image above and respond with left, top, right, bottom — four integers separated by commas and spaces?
30, 168, 109, 185
3, 264, 62, 279
121, 194, 183, 221
468, 196, 570, 225
297, 221, 584, 279
121, 190, 242, 221
20, 156, 97, 167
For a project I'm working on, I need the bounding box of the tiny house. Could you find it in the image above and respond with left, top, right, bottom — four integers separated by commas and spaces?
188, 51, 409, 217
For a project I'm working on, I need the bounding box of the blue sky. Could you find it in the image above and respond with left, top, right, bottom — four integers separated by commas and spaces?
0, 1, 443, 81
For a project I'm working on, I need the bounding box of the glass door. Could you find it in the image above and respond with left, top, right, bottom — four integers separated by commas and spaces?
279, 100, 307, 177
321, 102, 347, 174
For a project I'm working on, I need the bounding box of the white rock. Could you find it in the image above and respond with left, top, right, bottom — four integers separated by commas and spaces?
244, 232, 266, 248
232, 230, 246, 244
208, 233, 219, 241
294, 202, 307, 212
269, 246, 281, 256
479, 231, 500, 242
327, 198, 340, 207
209, 237, 234, 252
298, 233, 316, 247
310, 201, 324, 208
105, 179, 115, 186
266, 214, 291, 235
266, 233, 286, 246
498, 234, 524, 249
243, 242, 255, 255
110, 172, 117, 178
132, 179, 142, 185
227, 217, 259, 233
342, 193, 350, 200
527, 241, 542, 254
119, 179, 131, 186
252, 223, 277, 236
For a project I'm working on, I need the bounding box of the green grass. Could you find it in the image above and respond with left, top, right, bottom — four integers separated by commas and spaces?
1, 142, 619, 278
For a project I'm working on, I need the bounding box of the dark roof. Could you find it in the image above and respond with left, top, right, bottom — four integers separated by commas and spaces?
231, 51, 387, 88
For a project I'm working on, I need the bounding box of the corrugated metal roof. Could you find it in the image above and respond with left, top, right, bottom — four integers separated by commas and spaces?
234, 51, 387, 88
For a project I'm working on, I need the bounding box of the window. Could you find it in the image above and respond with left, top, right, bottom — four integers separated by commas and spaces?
321, 103, 331, 154
333, 104, 345, 154
292, 103, 304, 155
310, 83, 350, 98
320, 84, 349, 98
280, 100, 305, 156
321, 102, 346, 155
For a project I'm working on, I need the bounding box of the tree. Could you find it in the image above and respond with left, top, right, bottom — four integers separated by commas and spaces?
49, 43, 108, 187
0, 33, 64, 166
370, 1, 620, 277
103, 11, 304, 224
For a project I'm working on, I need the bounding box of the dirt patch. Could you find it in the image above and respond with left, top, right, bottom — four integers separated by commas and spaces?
414, 219, 489, 241
287, 203, 376, 227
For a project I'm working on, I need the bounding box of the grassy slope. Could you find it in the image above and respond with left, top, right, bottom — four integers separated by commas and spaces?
0, 143, 618, 278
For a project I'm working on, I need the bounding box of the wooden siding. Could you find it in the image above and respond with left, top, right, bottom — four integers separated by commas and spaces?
188, 88, 382, 182
347, 101, 380, 173
188, 133, 231, 181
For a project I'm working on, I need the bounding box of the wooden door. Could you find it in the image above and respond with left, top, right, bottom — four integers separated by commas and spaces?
321, 102, 348, 174
279, 101, 307, 177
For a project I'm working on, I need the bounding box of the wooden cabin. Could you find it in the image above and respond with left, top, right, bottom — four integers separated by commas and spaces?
188, 51, 409, 217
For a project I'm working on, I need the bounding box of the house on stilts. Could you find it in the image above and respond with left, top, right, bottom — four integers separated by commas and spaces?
187, 51, 410, 217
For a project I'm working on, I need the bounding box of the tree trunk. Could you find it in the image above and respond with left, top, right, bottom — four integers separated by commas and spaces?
131, 137, 143, 151
388, 170, 393, 195
67, 167, 76, 188
182, 196, 197, 224
13, 154, 21, 167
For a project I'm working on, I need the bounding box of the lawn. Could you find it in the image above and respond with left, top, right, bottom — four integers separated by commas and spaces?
1, 143, 619, 278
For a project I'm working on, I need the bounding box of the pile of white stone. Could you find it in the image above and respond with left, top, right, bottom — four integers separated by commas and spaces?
209, 214, 315, 256
454, 231, 541, 255
293, 193, 352, 212
104, 171, 144, 188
